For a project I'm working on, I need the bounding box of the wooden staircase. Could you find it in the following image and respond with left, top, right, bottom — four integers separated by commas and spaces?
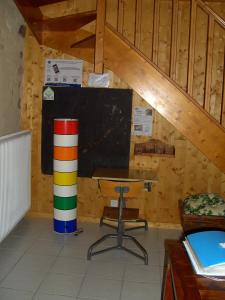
14, 0, 225, 173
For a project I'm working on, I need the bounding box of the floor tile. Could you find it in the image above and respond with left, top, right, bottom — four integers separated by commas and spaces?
124, 264, 161, 283
38, 230, 74, 242
78, 277, 122, 300
11, 225, 43, 239
0, 288, 33, 300
0, 269, 44, 292
121, 281, 161, 300
38, 273, 84, 297
90, 248, 129, 263
33, 293, 73, 299
12, 254, 56, 274
27, 239, 64, 256
76, 298, 99, 300
148, 250, 160, 266
131, 228, 159, 243
0, 217, 182, 300
86, 261, 125, 280
64, 233, 106, 248
50, 257, 89, 276
0, 248, 24, 281
158, 250, 166, 266
117, 249, 149, 265
59, 243, 89, 259
76, 299, 99, 300
158, 229, 181, 243
0, 248, 24, 265
91, 247, 147, 265
0, 235, 35, 252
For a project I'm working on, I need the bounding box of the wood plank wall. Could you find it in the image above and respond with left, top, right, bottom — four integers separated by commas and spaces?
21, 0, 225, 226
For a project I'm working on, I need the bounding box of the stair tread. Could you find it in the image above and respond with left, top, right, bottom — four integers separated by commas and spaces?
33, 10, 97, 32
71, 34, 96, 49
28, 0, 66, 7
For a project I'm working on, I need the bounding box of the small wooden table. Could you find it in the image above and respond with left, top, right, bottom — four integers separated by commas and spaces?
163, 241, 225, 300
92, 167, 158, 184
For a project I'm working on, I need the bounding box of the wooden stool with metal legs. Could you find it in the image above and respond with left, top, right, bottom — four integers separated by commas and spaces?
87, 180, 148, 264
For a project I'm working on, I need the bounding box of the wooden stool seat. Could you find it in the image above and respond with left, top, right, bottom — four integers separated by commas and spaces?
100, 206, 148, 231
102, 206, 139, 220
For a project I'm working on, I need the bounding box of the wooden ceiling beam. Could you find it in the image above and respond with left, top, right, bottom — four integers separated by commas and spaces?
14, 0, 43, 21
14, 1, 96, 45
33, 11, 96, 32
42, 29, 94, 63
14, 0, 43, 43
33, 10, 96, 32
28, 0, 66, 7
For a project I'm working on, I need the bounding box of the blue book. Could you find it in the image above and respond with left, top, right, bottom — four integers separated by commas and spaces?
184, 230, 225, 276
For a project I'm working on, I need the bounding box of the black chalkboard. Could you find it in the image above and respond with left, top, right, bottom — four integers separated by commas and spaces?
41, 87, 132, 177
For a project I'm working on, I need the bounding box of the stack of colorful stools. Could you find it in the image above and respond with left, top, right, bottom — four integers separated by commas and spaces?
53, 118, 79, 233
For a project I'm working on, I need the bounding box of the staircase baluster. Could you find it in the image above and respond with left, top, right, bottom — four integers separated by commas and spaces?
204, 14, 214, 113
188, 0, 197, 96
152, 0, 160, 65
221, 49, 225, 127
170, 0, 179, 81
117, 0, 124, 34
134, 0, 142, 49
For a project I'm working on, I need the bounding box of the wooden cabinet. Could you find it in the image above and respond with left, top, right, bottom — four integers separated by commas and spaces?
162, 241, 225, 300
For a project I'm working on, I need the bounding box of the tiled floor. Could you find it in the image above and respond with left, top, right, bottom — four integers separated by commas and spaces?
0, 217, 181, 300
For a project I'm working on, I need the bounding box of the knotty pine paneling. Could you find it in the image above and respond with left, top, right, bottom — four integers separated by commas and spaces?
21, 0, 225, 227
210, 22, 225, 121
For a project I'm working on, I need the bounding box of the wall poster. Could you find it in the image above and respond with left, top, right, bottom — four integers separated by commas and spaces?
132, 107, 153, 136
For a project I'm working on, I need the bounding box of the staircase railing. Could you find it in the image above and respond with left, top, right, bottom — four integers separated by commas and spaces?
106, 0, 225, 129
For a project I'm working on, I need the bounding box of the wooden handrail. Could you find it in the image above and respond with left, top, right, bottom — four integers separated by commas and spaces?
196, 0, 225, 29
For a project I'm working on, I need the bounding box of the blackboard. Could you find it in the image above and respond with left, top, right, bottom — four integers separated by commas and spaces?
42, 87, 132, 177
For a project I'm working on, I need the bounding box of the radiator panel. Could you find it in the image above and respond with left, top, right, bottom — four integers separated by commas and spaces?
0, 131, 31, 242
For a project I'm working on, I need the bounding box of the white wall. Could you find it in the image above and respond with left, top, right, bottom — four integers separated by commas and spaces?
0, 0, 25, 136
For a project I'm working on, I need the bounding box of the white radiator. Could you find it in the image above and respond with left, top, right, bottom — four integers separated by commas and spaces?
0, 130, 31, 242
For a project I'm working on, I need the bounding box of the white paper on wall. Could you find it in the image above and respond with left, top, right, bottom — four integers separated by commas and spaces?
88, 73, 110, 87
132, 107, 153, 136
44, 59, 83, 86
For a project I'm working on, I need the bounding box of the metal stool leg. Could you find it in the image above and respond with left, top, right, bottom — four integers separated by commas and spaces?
87, 185, 149, 264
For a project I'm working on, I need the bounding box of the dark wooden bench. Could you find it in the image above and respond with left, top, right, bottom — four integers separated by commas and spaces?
179, 200, 225, 233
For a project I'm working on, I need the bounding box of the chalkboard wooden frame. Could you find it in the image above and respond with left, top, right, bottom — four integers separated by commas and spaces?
41, 87, 132, 177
